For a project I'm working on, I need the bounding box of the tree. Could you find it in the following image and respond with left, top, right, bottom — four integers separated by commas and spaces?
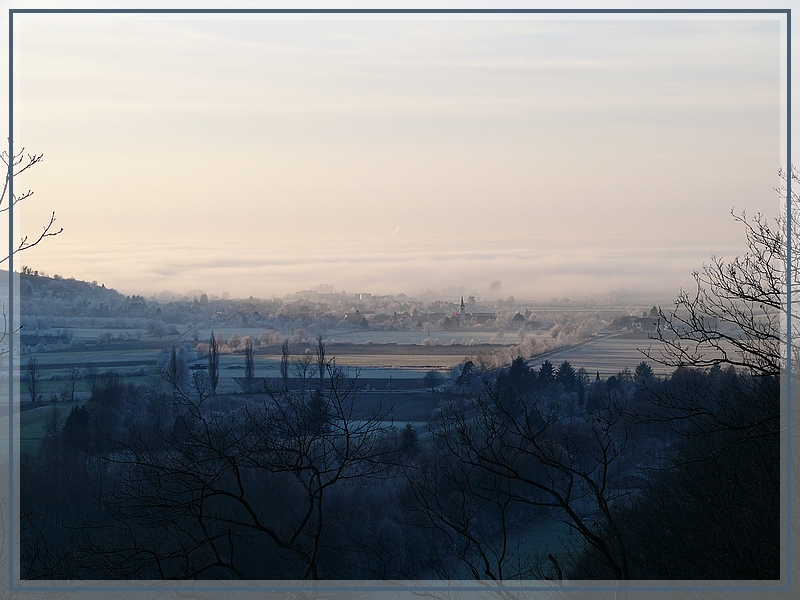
315, 335, 326, 388
555, 360, 576, 391
43, 405, 61, 443
508, 356, 530, 384
163, 346, 189, 391
538, 359, 555, 385
456, 360, 475, 386
416, 385, 633, 581
60, 366, 81, 403
84, 365, 100, 398
633, 360, 654, 381
398, 423, 420, 459
243, 335, 255, 383
645, 170, 797, 377
0, 147, 62, 264
62, 404, 89, 448
294, 351, 315, 396
24, 356, 41, 404
0, 146, 62, 365
571, 366, 779, 579
422, 370, 443, 391
207, 331, 219, 393
403, 430, 541, 583
639, 176, 790, 452
571, 176, 791, 580
280, 339, 290, 391
227, 332, 241, 349
71, 364, 395, 579
304, 389, 331, 436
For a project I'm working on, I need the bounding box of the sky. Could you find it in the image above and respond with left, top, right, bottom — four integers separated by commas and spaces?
7, 11, 784, 302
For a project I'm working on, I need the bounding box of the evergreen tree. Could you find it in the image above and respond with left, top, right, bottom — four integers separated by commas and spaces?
555, 360, 576, 391
538, 360, 555, 385
399, 423, 421, 459
208, 332, 219, 393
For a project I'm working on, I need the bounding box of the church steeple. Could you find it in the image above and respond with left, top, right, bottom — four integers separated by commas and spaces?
460, 296, 465, 314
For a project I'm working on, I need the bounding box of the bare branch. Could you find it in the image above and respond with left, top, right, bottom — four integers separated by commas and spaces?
0, 211, 63, 264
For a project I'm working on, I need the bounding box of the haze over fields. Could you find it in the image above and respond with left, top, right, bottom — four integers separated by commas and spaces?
9, 14, 782, 301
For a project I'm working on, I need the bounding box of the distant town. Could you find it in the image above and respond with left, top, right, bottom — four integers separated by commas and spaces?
18, 267, 674, 353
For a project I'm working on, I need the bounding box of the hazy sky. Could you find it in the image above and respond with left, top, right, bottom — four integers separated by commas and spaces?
9, 12, 783, 302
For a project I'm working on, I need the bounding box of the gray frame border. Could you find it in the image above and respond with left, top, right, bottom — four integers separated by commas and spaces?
6, 6, 792, 594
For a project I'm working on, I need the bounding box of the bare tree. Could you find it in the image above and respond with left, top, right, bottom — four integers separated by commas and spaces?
0, 147, 62, 263
60, 366, 81, 403
84, 365, 100, 398
87, 364, 396, 579
403, 438, 542, 585
294, 351, 316, 397
411, 385, 633, 581
24, 356, 41, 404
608, 174, 789, 581
645, 168, 798, 377
243, 336, 255, 383
0, 306, 8, 360
422, 370, 444, 391
0, 146, 62, 363
635, 171, 792, 462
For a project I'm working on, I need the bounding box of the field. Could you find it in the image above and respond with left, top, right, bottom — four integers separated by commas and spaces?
196, 327, 521, 346
18, 331, 668, 393
9, 330, 682, 458
530, 333, 676, 377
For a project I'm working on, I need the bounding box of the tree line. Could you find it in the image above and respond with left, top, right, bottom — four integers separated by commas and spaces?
20, 345, 778, 580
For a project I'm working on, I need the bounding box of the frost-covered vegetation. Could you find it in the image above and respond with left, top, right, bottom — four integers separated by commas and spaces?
21, 270, 619, 348
20, 354, 777, 580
